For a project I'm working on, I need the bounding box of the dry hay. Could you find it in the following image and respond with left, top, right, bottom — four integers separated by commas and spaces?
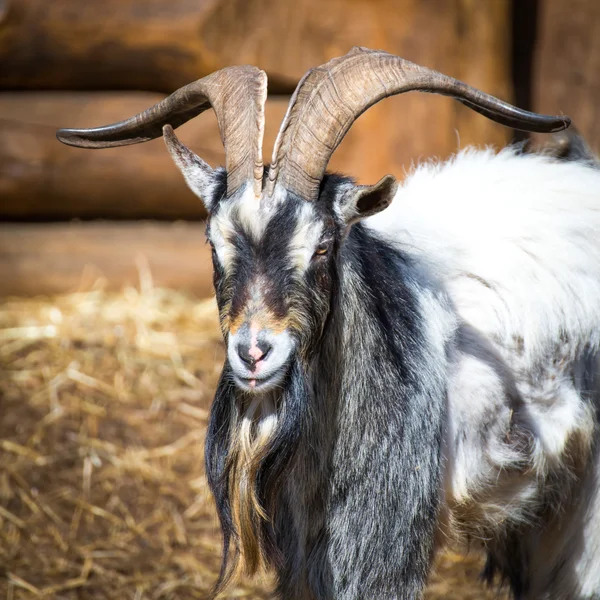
0, 281, 506, 599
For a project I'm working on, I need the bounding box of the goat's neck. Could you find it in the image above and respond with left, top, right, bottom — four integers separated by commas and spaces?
274, 224, 452, 596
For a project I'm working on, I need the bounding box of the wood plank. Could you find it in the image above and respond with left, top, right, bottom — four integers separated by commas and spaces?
0, 222, 214, 297
0, 0, 219, 94
532, 0, 600, 152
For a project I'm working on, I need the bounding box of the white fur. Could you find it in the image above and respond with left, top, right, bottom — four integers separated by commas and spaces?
210, 203, 237, 271
235, 184, 271, 239
210, 185, 279, 270
288, 203, 322, 272
368, 147, 600, 368
367, 147, 600, 596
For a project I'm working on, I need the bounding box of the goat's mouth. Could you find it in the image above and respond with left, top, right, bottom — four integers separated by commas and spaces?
232, 364, 289, 394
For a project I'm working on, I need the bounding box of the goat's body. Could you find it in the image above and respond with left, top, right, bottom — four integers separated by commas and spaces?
364, 147, 600, 598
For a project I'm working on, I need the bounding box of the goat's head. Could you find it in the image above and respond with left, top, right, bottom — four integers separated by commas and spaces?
56, 46, 570, 587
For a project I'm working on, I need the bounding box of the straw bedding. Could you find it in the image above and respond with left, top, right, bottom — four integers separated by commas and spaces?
0, 281, 505, 599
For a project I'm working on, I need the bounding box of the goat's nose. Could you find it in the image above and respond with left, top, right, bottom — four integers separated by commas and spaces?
237, 341, 272, 370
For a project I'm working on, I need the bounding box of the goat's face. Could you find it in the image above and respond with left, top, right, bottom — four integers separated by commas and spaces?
202, 173, 398, 393
205, 182, 343, 393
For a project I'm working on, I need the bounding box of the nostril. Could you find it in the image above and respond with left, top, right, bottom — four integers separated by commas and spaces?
259, 342, 272, 362
237, 343, 255, 368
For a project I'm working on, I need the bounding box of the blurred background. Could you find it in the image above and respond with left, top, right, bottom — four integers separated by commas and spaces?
0, 0, 598, 598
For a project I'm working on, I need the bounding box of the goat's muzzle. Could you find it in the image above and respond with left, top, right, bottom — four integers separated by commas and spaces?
227, 321, 294, 393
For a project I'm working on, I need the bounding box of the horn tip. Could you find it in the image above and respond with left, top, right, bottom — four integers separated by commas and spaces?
56, 128, 81, 147
57, 125, 152, 149
55, 128, 110, 149
547, 115, 571, 133
57, 128, 114, 149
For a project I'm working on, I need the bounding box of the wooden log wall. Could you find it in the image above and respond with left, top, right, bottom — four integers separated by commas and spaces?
2, 0, 598, 296
0, 0, 516, 296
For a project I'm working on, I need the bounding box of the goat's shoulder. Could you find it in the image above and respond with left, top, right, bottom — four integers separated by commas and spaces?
366, 145, 600, 362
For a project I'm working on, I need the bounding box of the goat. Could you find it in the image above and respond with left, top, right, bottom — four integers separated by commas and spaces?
57, 47, 600, 600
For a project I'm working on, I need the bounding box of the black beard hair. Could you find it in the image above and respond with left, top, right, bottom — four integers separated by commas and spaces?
205, 356, 310, 596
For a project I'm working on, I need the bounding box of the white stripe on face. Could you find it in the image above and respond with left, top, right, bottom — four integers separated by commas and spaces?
210, 205, 237, 272
288, 203, 323, 273
235, 185, 265, 239
210, 185, 280, 271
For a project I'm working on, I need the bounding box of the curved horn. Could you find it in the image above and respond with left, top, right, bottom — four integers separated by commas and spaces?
268, 47, 571, 200
57, 66, 267, 198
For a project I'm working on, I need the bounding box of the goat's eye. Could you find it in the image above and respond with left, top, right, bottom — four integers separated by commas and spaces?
314, 241, 331, 257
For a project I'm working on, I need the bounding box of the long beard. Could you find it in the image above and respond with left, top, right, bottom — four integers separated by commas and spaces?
205, 358, 308, 595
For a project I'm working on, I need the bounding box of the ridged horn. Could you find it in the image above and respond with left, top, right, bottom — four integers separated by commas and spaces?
268, 46, 571, 200
57, 66, 267, 198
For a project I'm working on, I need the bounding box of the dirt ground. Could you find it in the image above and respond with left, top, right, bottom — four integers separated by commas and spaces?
0, 286, 508, 599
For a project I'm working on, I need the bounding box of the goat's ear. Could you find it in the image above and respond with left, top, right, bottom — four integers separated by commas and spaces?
337, 174, 397, 225
546, 128, 599, 164
163, 125, 220, 210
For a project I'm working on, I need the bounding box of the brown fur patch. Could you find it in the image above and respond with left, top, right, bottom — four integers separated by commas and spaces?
225, 395, 278, 580
228, 307, 289, 336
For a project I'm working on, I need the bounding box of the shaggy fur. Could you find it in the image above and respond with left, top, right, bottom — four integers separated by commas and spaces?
202, 146, 600, 599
